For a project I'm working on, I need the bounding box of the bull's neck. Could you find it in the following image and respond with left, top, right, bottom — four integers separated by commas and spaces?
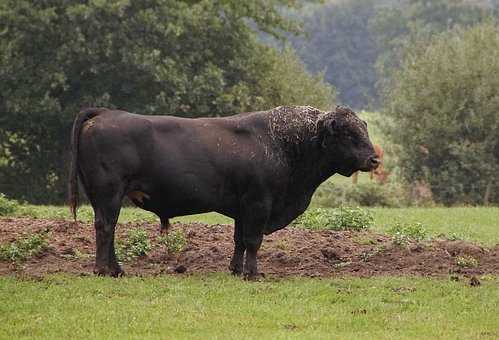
287, 147, 336, 192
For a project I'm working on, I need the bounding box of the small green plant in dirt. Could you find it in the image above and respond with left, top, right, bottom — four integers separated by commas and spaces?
352, 235, 377, 246
293, 207, 374, 231
437, 232, 463, 242
359, 245, 386, 262
157, 230, 187, 254
388, 222, 428, 246
456, 255, 479, 268
116, 228, 151, 262
274, 239, 289, 251
0, 231, 49, 262
0, 193, 19, 216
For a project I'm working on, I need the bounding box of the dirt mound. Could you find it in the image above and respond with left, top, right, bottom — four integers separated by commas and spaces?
1, 217, 498, 278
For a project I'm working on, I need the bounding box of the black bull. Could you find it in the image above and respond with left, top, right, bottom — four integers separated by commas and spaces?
68, 105, 379, 277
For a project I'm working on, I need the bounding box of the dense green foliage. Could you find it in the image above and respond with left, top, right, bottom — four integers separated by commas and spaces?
2, 275, 499, 339
290, 0, 496, 109
0, 0, 334, 203
385, 22, 499, 205
290, 0, 381, 109
373, 0, 493, 92
0, 193, 19, 215
313, 181, 411, 208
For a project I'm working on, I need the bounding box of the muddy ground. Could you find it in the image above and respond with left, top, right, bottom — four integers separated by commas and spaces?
1, 217, 498, 279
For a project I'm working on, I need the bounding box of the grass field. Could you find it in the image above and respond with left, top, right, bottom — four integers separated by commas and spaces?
1, 274, 498, 339
3, 202, 499, 339
14, 204, 499, 246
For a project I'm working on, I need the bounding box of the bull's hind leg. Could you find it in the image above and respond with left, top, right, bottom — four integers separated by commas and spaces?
229, 221, 245, 275
159, 216, 171, 234
92, 194, 123, 277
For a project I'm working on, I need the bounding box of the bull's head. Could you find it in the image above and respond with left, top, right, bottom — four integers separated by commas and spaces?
316, 106, 379, 176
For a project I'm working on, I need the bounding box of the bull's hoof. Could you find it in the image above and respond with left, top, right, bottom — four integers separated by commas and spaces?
230, 268, 243, 276
159, 219, 171, 235
94, 265, 124, 277
243, 272, 265, 281
229, 262, 243, 276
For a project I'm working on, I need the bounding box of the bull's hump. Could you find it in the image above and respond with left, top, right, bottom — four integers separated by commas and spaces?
269, 105, 324, 145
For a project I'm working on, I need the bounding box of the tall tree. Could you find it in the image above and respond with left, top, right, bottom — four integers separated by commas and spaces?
384, 22, 499, 204
290, 0, 381, 109
0, 0, 334, 203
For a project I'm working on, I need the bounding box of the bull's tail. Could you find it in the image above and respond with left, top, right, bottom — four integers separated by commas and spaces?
68, 108, 106, 220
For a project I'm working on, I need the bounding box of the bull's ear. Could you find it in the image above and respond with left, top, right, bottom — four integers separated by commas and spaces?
316, 117, 337, 149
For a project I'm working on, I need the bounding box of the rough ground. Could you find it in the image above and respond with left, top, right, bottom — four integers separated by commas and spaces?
1, 217, 498, 279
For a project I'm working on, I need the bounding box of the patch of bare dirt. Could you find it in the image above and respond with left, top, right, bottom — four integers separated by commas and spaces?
1, 217, 498, 278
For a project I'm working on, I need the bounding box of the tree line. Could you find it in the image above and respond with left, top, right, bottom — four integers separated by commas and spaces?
1, 0, 498, 205
0, 0, 334, 203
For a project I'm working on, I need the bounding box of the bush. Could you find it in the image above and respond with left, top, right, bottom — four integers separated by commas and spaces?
0, 231, 49, 262
384, 22, 499, 205
388, 222, 428, 246
0, 193, 19, 216
348, 182, 399, 207
313, 181, 415, 208
116, 228, 151, 262
293, 207, 374, 231
157, 230, 188, 255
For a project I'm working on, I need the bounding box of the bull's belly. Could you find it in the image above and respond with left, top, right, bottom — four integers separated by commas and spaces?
263, 194, 312, 234
127, 188, 237, 219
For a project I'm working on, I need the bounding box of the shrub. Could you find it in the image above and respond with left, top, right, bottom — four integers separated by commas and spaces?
348, 182, 400, 207
0, 193, 19, 216
157, 230, 188, 255
293, 207, 374, 231
116, 228, 151, 262
313, 181, 413, 208
456, 255, 479, 268
384, 22, 499, 204
0, 231, 49, 262
312, 182, 351, 208
388, 222, 428, 245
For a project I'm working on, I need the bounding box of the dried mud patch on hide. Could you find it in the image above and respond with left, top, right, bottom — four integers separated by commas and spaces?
1, 217, 498, 278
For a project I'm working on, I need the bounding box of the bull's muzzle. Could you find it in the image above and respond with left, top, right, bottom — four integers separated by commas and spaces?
367, 155, 380, 170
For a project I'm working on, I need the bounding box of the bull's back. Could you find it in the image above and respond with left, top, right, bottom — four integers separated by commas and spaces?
77, 109, 276, 217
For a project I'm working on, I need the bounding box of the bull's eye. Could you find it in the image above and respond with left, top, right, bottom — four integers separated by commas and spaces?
346, 132, 357, 141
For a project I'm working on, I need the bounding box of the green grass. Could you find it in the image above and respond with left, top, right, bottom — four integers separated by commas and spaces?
371, 207, 499, 246
15, 204, 233, 225
10, 205, 499, 246
1, 274, 498, 339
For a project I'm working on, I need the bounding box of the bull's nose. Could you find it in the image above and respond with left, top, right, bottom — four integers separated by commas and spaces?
369, 156, 380, 169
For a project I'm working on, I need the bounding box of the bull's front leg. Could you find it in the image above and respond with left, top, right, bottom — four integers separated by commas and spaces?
239, 199, 270, 279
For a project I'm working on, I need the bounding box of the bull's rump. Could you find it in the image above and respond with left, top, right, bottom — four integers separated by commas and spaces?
77, 110, 274, 218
